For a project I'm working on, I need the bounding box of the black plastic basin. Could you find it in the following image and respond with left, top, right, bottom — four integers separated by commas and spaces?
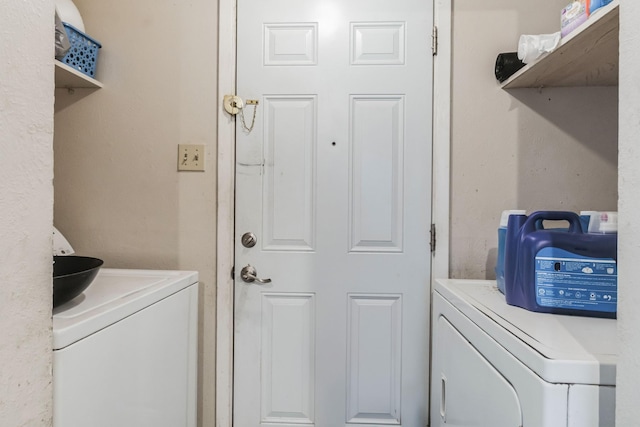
53, 256, 104, 308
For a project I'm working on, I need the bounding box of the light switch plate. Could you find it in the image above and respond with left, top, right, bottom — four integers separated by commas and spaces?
178, 144, 205, 171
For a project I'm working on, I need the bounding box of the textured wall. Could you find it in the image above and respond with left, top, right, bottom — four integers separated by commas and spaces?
450, 0, 618, 279
52, 0, 218, 425
617, 2, 640, 425
0, 0, 54, 425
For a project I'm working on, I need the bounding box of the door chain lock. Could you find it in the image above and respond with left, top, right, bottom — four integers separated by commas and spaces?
223, 95, 259, 132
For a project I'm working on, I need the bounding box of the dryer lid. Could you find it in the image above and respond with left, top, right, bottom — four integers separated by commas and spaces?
435, 279, 617, 386
53, 268, 198, 350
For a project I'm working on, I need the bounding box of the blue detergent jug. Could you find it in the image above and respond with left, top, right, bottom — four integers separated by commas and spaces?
504, 211, 617, 318
495, 210, 526, 294
590, 0, 613, 14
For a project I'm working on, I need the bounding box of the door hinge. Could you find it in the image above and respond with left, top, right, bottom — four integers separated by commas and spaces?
231, 266, 235, 280
430, 223, 436, 253
431, 26, 438, 56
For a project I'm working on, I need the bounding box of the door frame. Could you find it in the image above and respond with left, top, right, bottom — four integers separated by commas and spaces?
215, 1, 451, 425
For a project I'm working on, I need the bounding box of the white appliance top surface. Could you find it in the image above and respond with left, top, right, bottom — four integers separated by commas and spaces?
53, 268, 198, 350
435, 279, 617, 385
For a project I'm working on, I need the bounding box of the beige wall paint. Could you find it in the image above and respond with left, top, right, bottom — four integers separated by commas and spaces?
617, 2, 640, 425
52, 0, 218, 425
0, 0, 54, 425
451, 1, 618, 279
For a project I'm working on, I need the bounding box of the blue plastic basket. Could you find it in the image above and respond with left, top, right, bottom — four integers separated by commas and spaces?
61, 23, 102, 78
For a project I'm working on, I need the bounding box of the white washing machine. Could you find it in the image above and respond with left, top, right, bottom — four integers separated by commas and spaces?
430, 279, 616, 427
53, 268, 199, 427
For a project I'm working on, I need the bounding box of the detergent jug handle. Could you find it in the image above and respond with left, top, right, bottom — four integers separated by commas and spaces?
524, 211, 583, 234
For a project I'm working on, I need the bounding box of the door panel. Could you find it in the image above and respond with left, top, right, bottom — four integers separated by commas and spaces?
235, 0, 433, 425
349, 95, 404, 252
261, 293, 315, 424
346, 294, 402, 424
263, 96, 317, 251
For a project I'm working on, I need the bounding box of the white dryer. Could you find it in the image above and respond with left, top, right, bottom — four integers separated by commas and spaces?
53, 268, 199, 427
430, 279, 616, 427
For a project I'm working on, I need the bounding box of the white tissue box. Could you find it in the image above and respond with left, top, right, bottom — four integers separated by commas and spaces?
561, 0, 589, 38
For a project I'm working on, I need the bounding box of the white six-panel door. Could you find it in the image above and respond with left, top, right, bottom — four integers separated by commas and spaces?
234, 0, 433, 425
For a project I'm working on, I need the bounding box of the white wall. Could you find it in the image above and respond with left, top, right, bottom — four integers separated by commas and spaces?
52, 0, 218, 425
616, 2, 640, 425
0, 0, 54, 425
450, 0, 618, 279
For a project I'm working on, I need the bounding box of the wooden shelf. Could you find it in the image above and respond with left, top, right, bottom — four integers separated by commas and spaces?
55, 60, 103, 89
502, 0, 618, 89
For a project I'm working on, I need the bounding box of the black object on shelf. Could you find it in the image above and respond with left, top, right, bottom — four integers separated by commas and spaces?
495, 52, 526, 83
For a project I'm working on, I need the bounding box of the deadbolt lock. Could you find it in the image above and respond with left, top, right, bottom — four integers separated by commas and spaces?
241, 232, 257, 248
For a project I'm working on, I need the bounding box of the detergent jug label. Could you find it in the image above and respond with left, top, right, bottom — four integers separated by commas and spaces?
535, 247, 617, 313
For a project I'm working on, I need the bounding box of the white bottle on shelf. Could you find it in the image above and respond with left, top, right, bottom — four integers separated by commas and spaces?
55, 0, 85, 32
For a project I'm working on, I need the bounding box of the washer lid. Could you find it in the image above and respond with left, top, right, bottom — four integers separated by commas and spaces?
435, 279, 617, 386
53, 268, 198, 350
